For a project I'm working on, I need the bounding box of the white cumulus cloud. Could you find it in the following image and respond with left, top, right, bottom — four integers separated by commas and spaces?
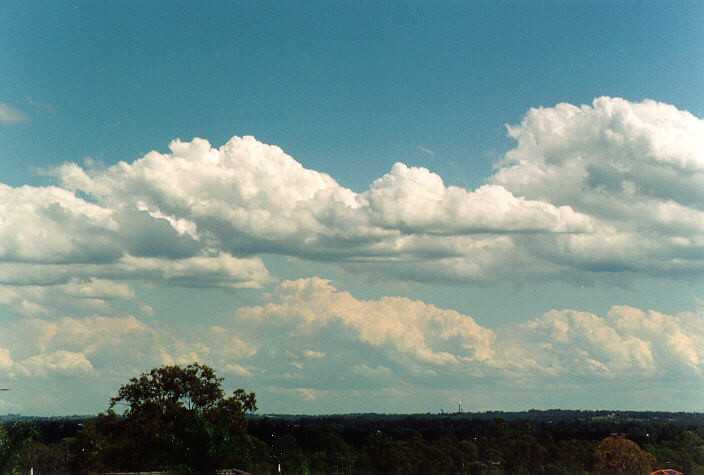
491, 97, 704, 278
493, 305, 704, 381
18, 351, 94, 378
362, 162, 592, 234
236, 277, 495, 366
41, 98, 702, 286
0, 97, 696, 293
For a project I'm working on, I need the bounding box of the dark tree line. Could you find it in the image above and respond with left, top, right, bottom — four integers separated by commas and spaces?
246, 414, 704, 474
1, 364, 703, 474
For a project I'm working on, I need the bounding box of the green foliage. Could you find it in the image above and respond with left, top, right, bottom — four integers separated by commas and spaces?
0, 421, 40, 473
645, 429, 704, 474
6, 408, 704, 473
72, 363, 256, 473
246, 412, 704, 475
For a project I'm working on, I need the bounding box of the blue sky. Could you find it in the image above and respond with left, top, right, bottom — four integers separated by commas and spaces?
0, 1, 703, 415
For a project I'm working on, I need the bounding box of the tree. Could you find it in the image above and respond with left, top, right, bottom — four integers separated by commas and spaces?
73, 363, 256, 472
593, 434, 656, 474
0, 422, 40, 474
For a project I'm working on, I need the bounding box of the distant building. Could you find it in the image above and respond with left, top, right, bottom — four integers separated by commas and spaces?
650, 469, 683, 475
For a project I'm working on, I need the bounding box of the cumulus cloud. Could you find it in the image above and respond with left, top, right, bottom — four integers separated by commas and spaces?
59, 135, 588, 246
363, 163, 591, 235
0, 97, 696, 293
494, 98, 704, 200
6, 315, 151, 362
18, 351, 94, 378
0, 184, 118, 264
492, 97, 704, 278
231, 279, 704, 390
5, 282, 699, 391
493, 305, 704, 381
0, 254, 268, 323
2, 96, 701, 413
113, 254, 271, 290
0, 102, 28, 124
0, 310, 263, 412
38, 98, 701, 286
0, 314, 256, 382
0, 348, 13, 369
61, 278, 134, 300
0, 185, 271, 293
54, 136, 361, 252
1, 279, 702, 412
236, 278, 495, 366
0, 95, 701, 359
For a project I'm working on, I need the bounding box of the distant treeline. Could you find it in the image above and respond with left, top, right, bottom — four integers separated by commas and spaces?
253, 408, 704, 423
244, 411, 704, 474
2, 409, 702, 473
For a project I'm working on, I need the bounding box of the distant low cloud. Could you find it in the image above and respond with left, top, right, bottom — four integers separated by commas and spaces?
235, 278, 704, 383
0, 102, 28, 124
18, 350, 94, 378
2, 278, 701, 412
494, 305, 704, 382
0, 313, 254, 381
235, 277, 495, 366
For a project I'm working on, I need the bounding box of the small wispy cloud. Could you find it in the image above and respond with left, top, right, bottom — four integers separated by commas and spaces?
418, 145, 435, 157
26, 96, 56, 114
0, 102, 29, 124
